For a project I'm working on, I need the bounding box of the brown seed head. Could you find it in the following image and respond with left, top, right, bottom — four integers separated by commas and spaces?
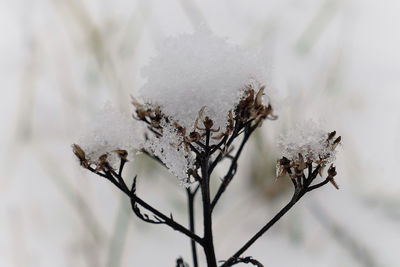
280, 156, 291, 167
328, 131, 336, 141
189, 131, 201, 141
327, 164, 339, 190
113, 149, 128, 160
203, 117, 214, 130
327, 164, 337, 178
72, 144, 89, 168
332, 136, 341, 150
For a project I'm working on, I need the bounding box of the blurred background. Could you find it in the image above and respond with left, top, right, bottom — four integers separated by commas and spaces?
1, 0, 400, 266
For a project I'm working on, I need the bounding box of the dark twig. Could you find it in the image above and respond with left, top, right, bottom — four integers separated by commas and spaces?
141, 149, 166, 168
89, 165, 203, 245
128, 178, 203, 244
187, 188, 199, 267
307, 178, 330, 192
224, 256, 264, 267
211, 125, 256, 212
200, 129, 218, 267
221, 164, 329, 266
176, 257, 189, 267
221, 196, 299, 267
73, 90, 335, 267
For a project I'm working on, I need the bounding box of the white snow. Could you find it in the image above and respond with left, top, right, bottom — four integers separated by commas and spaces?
137, 28, 273, 183
77, 103, 144, 167
278, 120, 338, 163
143, 119, 196, 185
138, 27, 271, 132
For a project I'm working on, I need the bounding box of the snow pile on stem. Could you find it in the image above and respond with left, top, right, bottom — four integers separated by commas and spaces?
144, 120, 196, 185
78, 103, 143, 166
278, 120, 338, 163
138, 28, 270, 132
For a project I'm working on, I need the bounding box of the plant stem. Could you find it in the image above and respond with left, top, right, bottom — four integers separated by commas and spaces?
93, 168, 204, 244
211, 126, 255, 212
221, 196, 300, 267
200, 130, 217, 267
201, 174, 217, 267
187, 188, 199, 267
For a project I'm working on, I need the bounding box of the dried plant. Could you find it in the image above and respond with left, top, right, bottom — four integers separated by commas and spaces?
72, 29, 341, 267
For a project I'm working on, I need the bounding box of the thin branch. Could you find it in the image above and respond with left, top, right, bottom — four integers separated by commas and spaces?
195, 140, 207, 150
211, 126, 256, 211
307, 178, 329, 192
208, 120, 242, 173
200, 131, 218, 267
221, 165, 329, 266
224, 256, 264, 267
221, 198, 299, 267
187, 188, 199, 267
189, 142, 202, 158
128, 178, 203, 244
209, 134, 229, 154
141, 149, 166, 168
90, 166, 203, 245
176, 257, 189, 267
193, 183, 200, 195
118, 159, 126, 176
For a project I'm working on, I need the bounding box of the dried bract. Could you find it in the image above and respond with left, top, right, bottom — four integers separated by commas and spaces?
235, 85, 276, 126
72, 144, 89, 168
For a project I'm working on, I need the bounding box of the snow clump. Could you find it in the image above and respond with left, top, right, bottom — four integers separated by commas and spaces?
144, 119, 196, 185
137, 28, 272, 184
78, 103, 144, 167
138, 28, 270, 132
278, 120, 338, 164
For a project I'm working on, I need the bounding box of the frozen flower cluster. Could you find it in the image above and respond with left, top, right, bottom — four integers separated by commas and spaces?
73, 29, 277, 185
276, 120, 341, 189
70, 27, 343, 267
72, 28, 278, 184
138, 27, 270, 133
278, 120, 340, 165
73, 104, 144, 170
131, 28, 275, 184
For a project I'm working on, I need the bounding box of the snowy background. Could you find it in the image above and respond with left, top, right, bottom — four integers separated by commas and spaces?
1, 0, 400, 266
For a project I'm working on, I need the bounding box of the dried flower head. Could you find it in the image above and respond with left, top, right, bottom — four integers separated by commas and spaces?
137, 28, 273, 134
278, 120, 340, 166
131, 29, 277, 185
73, 103, 143, 170
276, 120, 341, 189
72, 144, 89, 168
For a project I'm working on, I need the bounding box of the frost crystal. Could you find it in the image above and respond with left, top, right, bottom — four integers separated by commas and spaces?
78, 103, 143, 167
144, 119, 195, 186
278, 120, 338, 164
138, 28, 270, 132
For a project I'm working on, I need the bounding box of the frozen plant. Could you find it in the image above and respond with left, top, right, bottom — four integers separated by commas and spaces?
72, 29, 341, 267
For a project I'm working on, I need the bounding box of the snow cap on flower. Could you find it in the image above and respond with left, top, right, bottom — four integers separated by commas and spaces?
75, 103, 144, 169
138, 27, 272, 132
136, 28, 274, 184
278, 120, 341, 164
